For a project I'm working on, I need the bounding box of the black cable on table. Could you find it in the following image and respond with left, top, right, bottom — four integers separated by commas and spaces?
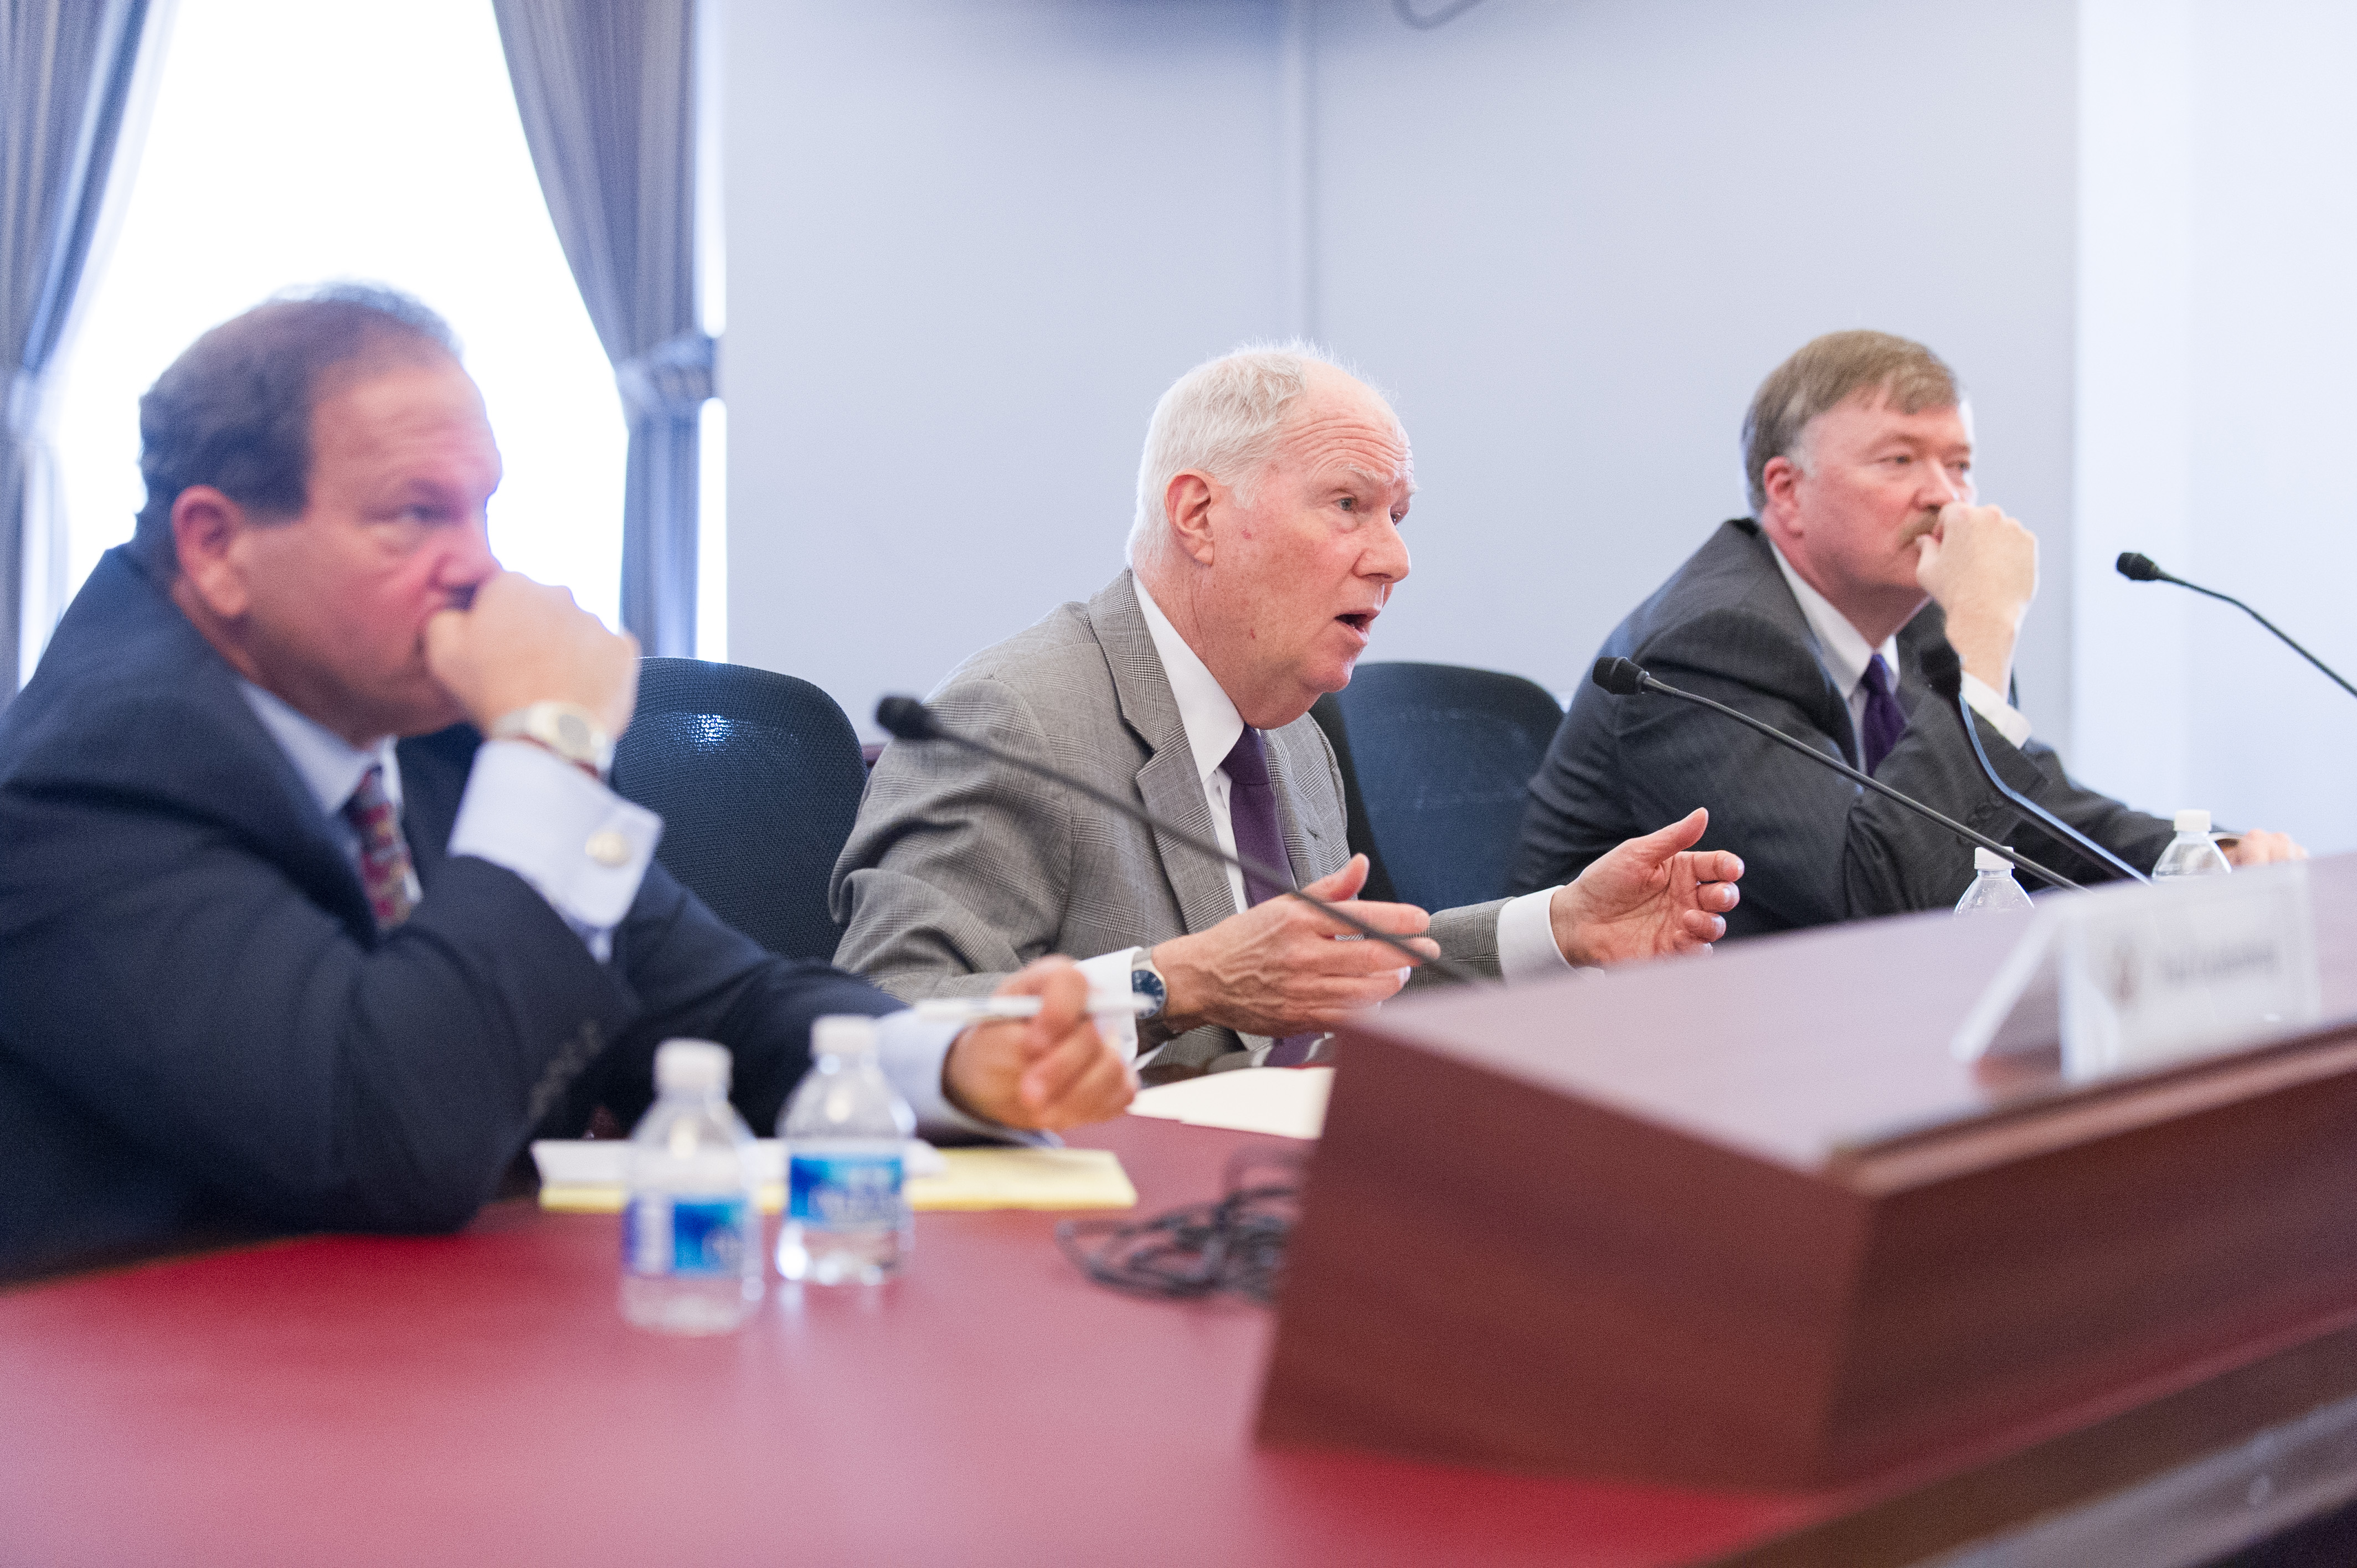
1056, 1147, 1307, 1306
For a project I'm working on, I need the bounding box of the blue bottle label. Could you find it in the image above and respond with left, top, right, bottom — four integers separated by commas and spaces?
789, 1152, 905, 1229
623, 1195, 750, 1278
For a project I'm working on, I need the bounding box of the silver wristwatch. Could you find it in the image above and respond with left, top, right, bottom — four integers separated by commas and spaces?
1129, 951, 1169, 1021
488, 701, 615, 776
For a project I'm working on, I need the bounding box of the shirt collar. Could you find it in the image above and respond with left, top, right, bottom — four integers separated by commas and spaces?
1133, 577, 1247, 786
238, 680, 401, 818
1767, 540, 1900, 697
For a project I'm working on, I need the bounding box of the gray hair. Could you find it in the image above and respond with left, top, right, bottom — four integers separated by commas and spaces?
1127, 341, 1361, 571
1741, 330, 1962, 514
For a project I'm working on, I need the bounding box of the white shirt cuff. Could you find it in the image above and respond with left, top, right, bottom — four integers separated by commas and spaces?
874, 1009, 1044, 1144
1077, 947, 1144, 1063
1496, 887, 1579, 980
1960, 673, 2033, 749
448, 740, 661, 958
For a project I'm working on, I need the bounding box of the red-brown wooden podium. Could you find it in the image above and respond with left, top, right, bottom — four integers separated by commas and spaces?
1262, 853, 2357, 1504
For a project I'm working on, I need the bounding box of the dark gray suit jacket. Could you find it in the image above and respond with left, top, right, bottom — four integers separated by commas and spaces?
1509, 519, 2176, 937
831, 570, 1502, 1075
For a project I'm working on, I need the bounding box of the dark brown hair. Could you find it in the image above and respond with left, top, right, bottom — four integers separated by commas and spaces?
131, 283, 457, 577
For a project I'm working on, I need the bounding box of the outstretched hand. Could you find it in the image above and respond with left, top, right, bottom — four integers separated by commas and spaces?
1547, 807, 1742, 966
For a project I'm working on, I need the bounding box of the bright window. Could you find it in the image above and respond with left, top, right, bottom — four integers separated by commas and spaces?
45, 0, 625, 645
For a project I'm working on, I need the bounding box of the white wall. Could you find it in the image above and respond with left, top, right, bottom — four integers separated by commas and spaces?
726, 0, 2357, 857
2073, 0, 2357, 853
1305, 0, 2079, 734
724, 0, 1289, 733
727, 0, 2082, 743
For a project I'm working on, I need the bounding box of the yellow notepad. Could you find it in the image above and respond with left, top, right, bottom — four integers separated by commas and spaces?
533, 1143, 1134, 1213
907, 1147, 1135, 1211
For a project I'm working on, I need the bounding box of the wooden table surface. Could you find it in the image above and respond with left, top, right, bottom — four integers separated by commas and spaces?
6, 1112, 2350, 1565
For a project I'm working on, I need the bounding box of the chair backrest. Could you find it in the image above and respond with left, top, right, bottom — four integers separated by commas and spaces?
609, 658, 868, 962
1309, 661, 1564, 913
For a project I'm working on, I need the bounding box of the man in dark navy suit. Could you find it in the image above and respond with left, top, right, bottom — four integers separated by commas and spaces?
0, 286, 1131, 1281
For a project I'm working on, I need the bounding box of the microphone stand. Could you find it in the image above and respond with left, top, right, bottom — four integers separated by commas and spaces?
874, 697, 1491, 986
2116, 552, 2357, 702
1589, 658, 2084, 893
1916, 644, 2149, 884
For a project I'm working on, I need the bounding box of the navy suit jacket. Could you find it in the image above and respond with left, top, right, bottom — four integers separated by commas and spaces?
1509, 519, 2178, 937
0, 548, 897, 1280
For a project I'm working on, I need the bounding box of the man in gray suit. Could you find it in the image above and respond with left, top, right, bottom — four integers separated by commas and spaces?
1509, 329, 2302, 937
833, 346, 1743, 1077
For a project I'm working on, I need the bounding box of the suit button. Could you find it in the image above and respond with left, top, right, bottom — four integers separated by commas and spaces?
586, 829, 632, 868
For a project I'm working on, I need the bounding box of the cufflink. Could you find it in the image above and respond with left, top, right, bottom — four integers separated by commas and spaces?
586, 829, 632, 868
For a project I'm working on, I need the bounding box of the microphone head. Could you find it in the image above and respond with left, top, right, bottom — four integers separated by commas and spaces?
2116, 551, 2164, 582
1919, 643, 1964, 702
873, 696, 941, 741
1591, 657, 1647, 697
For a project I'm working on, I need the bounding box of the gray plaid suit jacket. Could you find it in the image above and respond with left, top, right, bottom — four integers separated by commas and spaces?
831, 570, 1503, 1075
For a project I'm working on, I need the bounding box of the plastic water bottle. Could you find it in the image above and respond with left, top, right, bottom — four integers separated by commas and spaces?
1954, 846, 2035, 915
620, 1039, 763, 1334
778, 1015, 914, 1285
2153, 809, 2232, 879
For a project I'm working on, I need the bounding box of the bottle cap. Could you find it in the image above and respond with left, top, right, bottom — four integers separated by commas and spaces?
1974, 847, 2013, 872
653, 1038, 730, 1094
813, 1014, 881, 1060
2175, 809, 2212, 834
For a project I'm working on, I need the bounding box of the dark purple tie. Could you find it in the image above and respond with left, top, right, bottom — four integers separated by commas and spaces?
1220, 728, 1321, 1066
1860, 652, 1907, 775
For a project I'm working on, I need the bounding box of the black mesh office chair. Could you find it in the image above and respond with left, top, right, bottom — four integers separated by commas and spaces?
1310, 662, 1565, 913
609, 658, 869, 961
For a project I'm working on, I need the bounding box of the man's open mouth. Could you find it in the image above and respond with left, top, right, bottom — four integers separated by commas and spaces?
1337, 612, 1376, 633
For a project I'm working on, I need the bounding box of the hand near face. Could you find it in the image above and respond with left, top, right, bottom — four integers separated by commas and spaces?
1915, 503, 2037, 690
1151, 855, 1440, 1039
423, 570, 639, 738
2225, 829, 2307, 867
943, 956, 1136, 1131
1549, 808, 1742, 965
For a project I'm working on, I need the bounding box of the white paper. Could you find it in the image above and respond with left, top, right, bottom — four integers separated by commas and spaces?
1128, 1066, 1332, 1139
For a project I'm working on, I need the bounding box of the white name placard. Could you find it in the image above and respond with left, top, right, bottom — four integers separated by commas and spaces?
1951, 861, 2321, 1080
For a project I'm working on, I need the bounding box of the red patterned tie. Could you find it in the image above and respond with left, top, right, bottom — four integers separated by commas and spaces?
342, 764, 419, 932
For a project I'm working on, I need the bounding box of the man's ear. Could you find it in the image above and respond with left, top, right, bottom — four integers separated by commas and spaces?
1164, 471, 1218, 568
171, 486, 255, 620
1758, 454, 1805, 534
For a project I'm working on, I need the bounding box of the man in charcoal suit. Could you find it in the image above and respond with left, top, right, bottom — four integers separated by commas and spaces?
1509, 329, 2301, 937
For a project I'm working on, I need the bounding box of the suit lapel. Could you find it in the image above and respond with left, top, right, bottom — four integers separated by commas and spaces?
11, 551, 381, 942
1265, 716, 1344, 889
1087, 571, 1244, 937
1732, 523, 1862, 767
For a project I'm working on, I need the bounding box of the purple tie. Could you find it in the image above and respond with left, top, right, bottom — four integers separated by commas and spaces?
1860, 653, 1907, 775
1220, 729, 1321, 1066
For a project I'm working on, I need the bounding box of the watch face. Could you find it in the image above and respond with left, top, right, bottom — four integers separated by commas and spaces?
553, 710, 592, 751
1130, 963, 1167, 1018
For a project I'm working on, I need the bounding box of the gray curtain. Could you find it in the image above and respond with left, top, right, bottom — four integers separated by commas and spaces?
2, 0, 152, 695
493, 0, 708, 658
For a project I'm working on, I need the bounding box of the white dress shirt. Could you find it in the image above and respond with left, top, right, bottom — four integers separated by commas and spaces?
1766, 544, 2033, 754
1079, 582, 1574, 1065
238, 682, 985, 1136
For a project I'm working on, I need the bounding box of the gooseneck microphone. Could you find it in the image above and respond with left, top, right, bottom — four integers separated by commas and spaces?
1589, 658, 2083, 893
1917, 644, 2149, 884
873, 697, 1488, 986
2116, 551, 2357, 702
